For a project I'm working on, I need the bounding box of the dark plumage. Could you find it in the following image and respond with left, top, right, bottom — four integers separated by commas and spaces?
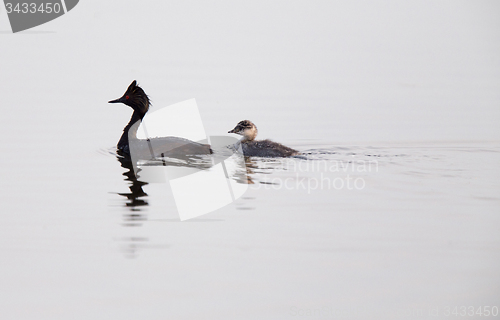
108, 80, 212, 157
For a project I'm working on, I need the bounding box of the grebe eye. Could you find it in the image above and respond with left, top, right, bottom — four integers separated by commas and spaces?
125, 95, 129, 100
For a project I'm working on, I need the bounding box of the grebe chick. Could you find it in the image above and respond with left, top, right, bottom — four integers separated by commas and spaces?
228, 120, 298, 157
108, 80, 211, 157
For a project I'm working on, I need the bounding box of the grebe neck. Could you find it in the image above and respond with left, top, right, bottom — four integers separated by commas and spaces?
241, 126, 258, 142
118, 110, 146, 150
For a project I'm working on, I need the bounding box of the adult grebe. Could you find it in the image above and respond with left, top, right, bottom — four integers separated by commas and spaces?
108, 80, 212, 158
228, 120, 298, 157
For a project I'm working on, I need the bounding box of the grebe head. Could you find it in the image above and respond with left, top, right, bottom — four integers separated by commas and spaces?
228, 120, 258, 142
108, 80, 150, 116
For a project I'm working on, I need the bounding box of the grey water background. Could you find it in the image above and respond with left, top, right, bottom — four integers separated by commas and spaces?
1, 1, 499, 319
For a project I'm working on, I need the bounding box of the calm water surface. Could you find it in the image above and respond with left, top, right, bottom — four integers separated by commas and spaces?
3, 131, 499, 319
1, 1, 499, 319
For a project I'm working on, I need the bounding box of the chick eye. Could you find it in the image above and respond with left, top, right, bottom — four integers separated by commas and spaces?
125, 95, 129, 100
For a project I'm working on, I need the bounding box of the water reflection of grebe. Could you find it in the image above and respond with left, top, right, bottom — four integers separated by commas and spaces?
116, 151, 148, 222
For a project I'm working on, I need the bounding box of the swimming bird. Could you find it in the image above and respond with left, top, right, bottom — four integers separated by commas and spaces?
108, 80, 212, 158
228, 120, 298, 157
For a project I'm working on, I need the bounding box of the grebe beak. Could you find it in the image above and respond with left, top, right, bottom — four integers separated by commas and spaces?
108, 96, 125, 104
